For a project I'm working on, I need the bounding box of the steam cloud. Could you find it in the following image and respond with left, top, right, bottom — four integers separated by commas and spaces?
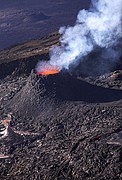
49, 0, 122, 70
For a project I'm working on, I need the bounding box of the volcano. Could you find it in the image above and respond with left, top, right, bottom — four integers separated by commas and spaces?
5, 69, 122, 119
0, 32, 122, 180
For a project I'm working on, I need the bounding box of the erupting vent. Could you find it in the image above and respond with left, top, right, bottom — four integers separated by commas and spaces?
36, 61, 60, 75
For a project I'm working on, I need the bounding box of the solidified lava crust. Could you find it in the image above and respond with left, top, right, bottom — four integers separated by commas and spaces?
0, 34, 122, 180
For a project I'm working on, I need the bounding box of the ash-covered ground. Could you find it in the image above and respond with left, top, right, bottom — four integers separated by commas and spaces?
0, 34, 122, 180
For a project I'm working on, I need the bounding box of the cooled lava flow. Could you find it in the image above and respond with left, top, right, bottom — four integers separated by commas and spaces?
36, 61, 60, 75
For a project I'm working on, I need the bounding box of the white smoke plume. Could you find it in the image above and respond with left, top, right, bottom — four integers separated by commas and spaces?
49, 0, 122, 70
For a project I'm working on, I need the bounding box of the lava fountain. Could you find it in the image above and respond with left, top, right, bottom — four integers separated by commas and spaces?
36, 61, 61, 75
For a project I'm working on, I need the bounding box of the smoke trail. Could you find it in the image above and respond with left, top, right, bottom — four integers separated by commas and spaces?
49, 0, 122, 70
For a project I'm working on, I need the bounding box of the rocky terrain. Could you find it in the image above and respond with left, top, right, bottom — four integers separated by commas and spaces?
0, 32, 122, 180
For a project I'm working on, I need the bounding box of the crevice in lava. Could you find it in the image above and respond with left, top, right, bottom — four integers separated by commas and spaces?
70, 128, 122, 153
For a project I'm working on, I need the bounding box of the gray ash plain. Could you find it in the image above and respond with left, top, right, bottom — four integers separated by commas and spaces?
0, 33, 122, 179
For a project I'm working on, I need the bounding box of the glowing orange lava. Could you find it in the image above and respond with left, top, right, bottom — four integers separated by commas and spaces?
36, 63, 60, 75
2, 119, 11, 124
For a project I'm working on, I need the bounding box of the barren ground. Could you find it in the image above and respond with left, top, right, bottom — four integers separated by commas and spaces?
0, 33, 122, 180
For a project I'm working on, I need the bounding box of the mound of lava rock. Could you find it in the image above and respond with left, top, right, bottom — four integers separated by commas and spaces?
6, 70, 122, 117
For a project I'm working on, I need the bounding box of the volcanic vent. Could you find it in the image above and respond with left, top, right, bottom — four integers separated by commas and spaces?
36, 61, 60, 75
